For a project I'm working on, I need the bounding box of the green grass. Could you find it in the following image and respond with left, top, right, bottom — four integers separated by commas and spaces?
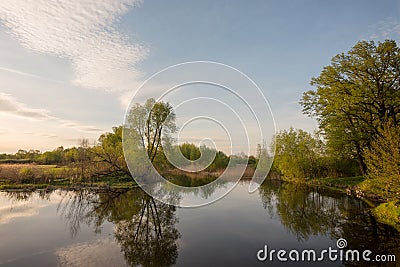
0, 173, 138, 191
316, 176, 365, 187
0, 183, 49, 190
372, 201, 400, 232
306, 176, 365, 191
0, 181, 139, 191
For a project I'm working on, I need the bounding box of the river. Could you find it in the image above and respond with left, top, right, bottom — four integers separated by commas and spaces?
0, 180, 399, 266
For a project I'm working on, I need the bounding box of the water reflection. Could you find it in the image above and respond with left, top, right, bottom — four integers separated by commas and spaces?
259, 180, 400, 266
58, 189, 180, 267
1, 181, 400, 266
0, 190, 53, 225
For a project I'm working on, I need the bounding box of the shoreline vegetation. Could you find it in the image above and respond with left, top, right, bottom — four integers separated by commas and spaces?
1, 168, 398, 231
1, 40, 399, 232
305, 177, 400, 232
0, 162, 399, 231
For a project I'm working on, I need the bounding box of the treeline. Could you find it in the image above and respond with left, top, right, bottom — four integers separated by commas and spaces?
1, 146, 89, 165
271, 128, 360, 182
0, 98, 258, 185
177, 143, 230, 171
273, 40, 400, 204
0, 138, 248, 173
0, 126, 254, 183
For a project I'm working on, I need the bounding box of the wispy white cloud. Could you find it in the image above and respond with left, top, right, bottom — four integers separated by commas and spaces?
58, 119, 103, 133
38, 133, 58, 139
0, 93, 102, 133
369, 17, 400, 40
0, 66, 64, 83
0, 92, 52, 120
0, 66, 46, 80
0, 0, 147, 97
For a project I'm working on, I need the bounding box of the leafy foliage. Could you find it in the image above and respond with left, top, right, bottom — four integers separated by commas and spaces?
372, 201, 400, 232
272, 128, 325, 181
179, 143, 201, 161
361, 123, 400, 201
92, 126, 130, 176
126, 98, 177, 163
301, 40, 400, 174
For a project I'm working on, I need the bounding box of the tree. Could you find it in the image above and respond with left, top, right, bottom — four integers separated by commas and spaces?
15, 149, 27, 159
38, 148, 63, 164
77, 138, 88, 179
92, 126, 130, 176
179, 143, 200, 161
361, 123, 400, 201
272, 128, 325, 181
92, 99, 175, 178
208, 150, 229, 171
301, 40, 400, 175
126, 98, 177, 163
64, 147, 79, 164
255, 141, 271, 171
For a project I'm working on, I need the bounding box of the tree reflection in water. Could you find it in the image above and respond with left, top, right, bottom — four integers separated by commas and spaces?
4, 180, 400, 267
58, 188, 180, 267
259, 180, 400, 266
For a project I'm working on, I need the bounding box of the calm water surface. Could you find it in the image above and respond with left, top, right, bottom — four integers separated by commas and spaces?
0, 180, 399, 267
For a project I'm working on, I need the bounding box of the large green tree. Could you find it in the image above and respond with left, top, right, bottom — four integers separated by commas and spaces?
301, 40, 400, 174
272, 128, 325, 181
126, 98, 177, 163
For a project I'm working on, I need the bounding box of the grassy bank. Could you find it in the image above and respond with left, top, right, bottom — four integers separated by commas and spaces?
0, 162, 141, 190
305, 175, 400, 231
0, 172, 138, 191
0, 165, 220, 191
0, 180, 139, 191
307, 176, 365, 192
372, 202, 400, 232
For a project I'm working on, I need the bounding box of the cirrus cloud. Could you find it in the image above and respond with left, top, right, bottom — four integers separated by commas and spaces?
0, 92, 51, 120
0, 92, 102, 133
0, 0, 147, 95
369, 17, 400, 40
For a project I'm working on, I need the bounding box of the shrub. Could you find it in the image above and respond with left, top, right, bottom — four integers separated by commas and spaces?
361, 123, 400, 201
19, 167, 34, 182
372, 201, 400, 232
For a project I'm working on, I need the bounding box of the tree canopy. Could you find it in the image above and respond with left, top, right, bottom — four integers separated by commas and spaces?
92, 126, 130, 176
301, 40, 400, 174
272, 128, 325, 180
126, 98, 177, 163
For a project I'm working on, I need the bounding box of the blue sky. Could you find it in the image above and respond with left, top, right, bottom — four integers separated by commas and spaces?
0, 0, 399, 153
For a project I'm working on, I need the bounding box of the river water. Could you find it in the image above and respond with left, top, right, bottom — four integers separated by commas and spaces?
0, 180, 399, 266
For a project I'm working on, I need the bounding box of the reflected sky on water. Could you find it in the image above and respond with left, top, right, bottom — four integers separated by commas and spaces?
0, 180, 399, 267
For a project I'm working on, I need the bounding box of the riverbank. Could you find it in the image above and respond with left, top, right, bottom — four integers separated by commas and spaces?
2, 171, 399, 232
0, 174, 138, 191
305, 176, 400, 232
0, 168, 221, 191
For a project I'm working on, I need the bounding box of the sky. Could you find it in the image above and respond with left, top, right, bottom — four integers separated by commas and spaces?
0, 0, 399, 154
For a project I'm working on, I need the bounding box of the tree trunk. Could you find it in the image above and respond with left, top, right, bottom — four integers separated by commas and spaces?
356, 147, 367, 176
